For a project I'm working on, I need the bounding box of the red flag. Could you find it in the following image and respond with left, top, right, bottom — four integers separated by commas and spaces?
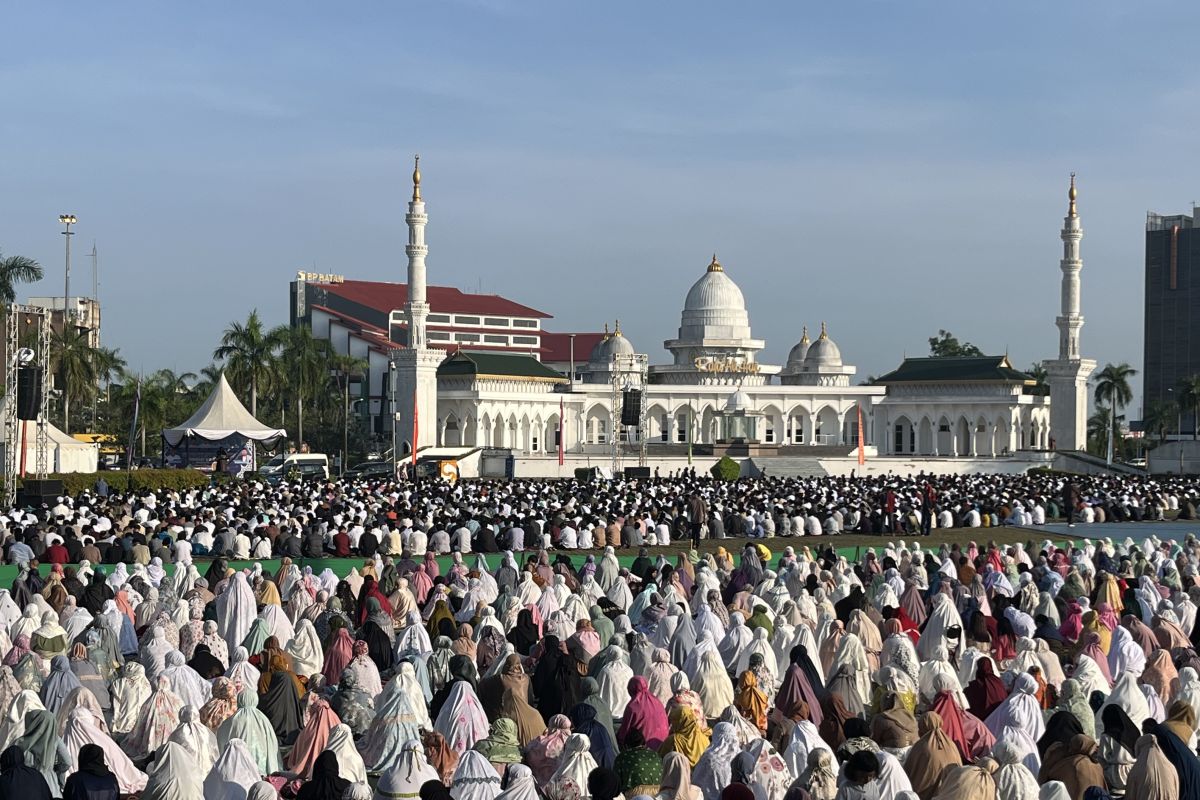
411, 389, 419, 466
558, 396, 565, 466
857, 403, 866, 466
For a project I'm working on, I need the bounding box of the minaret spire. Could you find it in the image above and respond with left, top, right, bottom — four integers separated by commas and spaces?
1044, 172, 1096, 452
405, 154, 429, 348
395, 154, 440, 454
1057, 172, 1083, 360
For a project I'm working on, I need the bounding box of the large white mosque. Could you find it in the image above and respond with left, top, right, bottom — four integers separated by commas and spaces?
304, 161, 1085, 476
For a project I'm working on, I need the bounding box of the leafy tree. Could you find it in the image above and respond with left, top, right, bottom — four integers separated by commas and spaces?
50, 326, 97, 433
928, 330, 984, 358
0, 250, 43, 304
1027, 363, 1048, 385
1094, 362, 1137, 464
213, 310, 280, 418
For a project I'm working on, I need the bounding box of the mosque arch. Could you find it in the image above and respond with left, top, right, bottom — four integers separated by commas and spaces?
994, 416, 1010, 456
669, 405, 694, 445
892, 415, 915, 455
936, 415, 953, 456
761, 403, 785, 445
813, 405, 839, 445
585, 405, 609, 445
702, 405, 719, 444
917, 417, 934, 455
973, 415, 989, 457
645, 403, 669, 442
841, 407, 860, 446
956, 416, 971, 456
462, 414, 477, 447
785, 405, 811, 445
443, 412, 462, 447
519, 412, 532, 452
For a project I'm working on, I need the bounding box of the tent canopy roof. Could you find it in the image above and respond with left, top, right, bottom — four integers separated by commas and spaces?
163, 374, 285, 446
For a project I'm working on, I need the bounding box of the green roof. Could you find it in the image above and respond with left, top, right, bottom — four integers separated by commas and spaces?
874, 356, 1034, 384
438, 351, 566, 382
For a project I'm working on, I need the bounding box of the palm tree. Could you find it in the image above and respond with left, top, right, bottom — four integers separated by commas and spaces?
1088, 405, 1112, 457
0, 250, 43, 304
1176, 374, 1200, 440
1094, 362, 1137, 465
213, 310, 280, 418
1143, 402, 1174, 445
90, 346, 126, 431
274, 325, 332, 447
190, 364, 224, 399
50, 326, 97, 433
1027, 363, 1048, 386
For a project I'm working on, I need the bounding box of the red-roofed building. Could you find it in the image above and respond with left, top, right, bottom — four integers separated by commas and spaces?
290, 272, 600, 450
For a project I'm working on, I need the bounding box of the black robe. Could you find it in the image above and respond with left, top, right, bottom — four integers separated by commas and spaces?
258, 671, 304, 746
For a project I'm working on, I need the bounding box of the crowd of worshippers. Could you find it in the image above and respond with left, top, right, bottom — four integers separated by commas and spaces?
5, 470, 1200, 569
4, 534, 1200, 800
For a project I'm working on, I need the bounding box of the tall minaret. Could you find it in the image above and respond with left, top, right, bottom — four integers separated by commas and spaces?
395, 155, 441, 453
406, 156, 429, 348
1045, 174, 1096, 451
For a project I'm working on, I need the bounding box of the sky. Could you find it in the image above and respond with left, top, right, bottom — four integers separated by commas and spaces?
0, 1, 1193, 411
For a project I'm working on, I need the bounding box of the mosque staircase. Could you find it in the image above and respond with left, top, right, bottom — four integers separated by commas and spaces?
745, 456, 829, 478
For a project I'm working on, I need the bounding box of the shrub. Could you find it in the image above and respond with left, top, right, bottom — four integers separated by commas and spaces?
710, 456, 740, 481
5, 468, 212, 496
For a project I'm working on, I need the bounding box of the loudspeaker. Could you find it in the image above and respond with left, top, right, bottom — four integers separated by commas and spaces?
16, 367, 42, 421
624, 466, 651, 479
18, 478, 64, 509
621, 389, 642, 426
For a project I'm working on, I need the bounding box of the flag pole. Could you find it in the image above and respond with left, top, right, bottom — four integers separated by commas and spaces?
411, 389, 418, 466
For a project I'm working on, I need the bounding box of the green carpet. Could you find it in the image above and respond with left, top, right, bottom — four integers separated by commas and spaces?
0, 535, 1085, 586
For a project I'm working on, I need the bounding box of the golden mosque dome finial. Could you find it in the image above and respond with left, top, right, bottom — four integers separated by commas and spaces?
603, 322, 610, 339
412, 154, 422, 201
800, 325, 810, 344
708, 253, 723, 273
819, 321, 828, 339
1068, 171, 1077, 217
614, 319, 622, 335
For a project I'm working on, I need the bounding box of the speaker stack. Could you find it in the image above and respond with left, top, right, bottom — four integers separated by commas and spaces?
17, 367, 42, 420
621, 389, 642, 426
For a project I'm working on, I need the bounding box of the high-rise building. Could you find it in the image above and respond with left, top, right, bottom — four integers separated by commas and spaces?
1145, 207, 1200, 432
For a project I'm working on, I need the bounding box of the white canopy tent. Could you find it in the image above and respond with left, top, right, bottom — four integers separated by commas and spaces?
0, 397, 99, 474
162, 374, 285, 447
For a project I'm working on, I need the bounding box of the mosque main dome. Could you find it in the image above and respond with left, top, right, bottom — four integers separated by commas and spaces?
676, 255, 755, 345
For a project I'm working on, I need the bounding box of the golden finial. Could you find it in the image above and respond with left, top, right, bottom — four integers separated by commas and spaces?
603, 322, 609, 339
412, 154, 422, 201
819, 321, 828, 339
614, 319, 621, 335
707, 253, 723, 273
1068, 171, 1076, 218
800, 325, 810, 344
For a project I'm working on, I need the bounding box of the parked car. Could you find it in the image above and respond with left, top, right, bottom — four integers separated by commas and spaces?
343, 460, 394, 480
258, 453, 330, 481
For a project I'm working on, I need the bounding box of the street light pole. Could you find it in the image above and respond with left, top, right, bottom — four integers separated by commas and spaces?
58, 215, 76, 325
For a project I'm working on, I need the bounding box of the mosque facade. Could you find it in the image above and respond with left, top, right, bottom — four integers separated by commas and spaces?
302, 163, 1083, 470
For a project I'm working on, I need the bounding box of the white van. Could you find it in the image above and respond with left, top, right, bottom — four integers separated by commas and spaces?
259, 453, 330, 481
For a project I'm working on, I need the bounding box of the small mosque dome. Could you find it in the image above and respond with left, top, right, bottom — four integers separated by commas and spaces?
724, 387, 752, 413
786, 326, 812, 368
804, 322, 843, 369
589, 321, 636, 363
